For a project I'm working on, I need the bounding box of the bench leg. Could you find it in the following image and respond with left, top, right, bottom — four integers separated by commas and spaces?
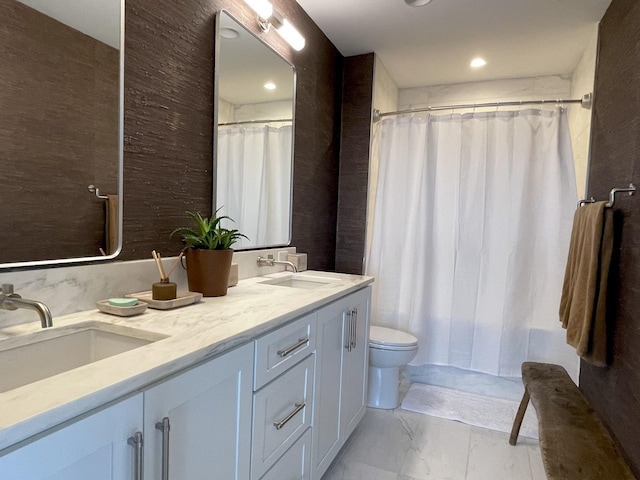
509, 389, 530, 446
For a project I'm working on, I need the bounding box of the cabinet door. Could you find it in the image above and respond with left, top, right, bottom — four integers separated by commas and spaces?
311, 296, 347, 479
0, 394, 143, 480
311, 287, 372, 480
340, 286, 371, 439
144, 343, 254, 480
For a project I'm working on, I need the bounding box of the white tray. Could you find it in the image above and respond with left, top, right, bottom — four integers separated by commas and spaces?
125, 291, 203, 310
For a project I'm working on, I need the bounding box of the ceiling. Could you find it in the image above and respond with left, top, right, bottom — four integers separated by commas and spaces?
219, 12, 295, 105
296, 0, 612, 88
17, 0, 120, 49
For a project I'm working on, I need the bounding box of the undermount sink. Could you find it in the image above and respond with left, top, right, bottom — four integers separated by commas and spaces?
0, 322, 167, 394
258, 274, 340, 290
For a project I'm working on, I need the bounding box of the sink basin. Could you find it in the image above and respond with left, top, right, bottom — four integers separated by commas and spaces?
0, 322, 167, 393
258, 274, 340, 290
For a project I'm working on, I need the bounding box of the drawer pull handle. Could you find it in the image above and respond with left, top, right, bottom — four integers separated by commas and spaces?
277, 337, 309, 357
127, 431, 144, 480
273, 402, 305, 430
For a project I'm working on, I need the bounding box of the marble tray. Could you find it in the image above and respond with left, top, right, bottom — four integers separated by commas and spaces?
124, 291, 203, 310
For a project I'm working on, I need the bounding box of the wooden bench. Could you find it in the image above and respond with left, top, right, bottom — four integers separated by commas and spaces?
509, 362, 636, 480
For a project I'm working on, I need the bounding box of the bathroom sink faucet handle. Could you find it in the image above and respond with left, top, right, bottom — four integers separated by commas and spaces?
1, 284, 15, 294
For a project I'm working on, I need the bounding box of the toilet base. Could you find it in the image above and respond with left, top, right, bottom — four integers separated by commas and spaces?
367, 365, 400, 409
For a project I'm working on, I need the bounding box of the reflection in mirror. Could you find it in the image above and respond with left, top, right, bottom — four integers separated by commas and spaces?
215, 11, 295, 250
0, 0, 122, 268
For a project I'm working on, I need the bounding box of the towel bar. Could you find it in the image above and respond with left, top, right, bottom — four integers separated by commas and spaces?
578, 183, 635, 208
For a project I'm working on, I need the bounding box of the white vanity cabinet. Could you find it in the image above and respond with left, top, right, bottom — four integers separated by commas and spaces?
143, 342, 254, 480
311, 286, 371, 480
0, 279, 373, 480
0, 394, 143, 480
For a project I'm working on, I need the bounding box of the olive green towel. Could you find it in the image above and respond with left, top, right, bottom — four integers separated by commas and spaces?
106, 195, 119, 255
559, 202, 613, 367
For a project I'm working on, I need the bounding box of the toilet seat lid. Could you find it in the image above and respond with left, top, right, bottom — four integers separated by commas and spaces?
369, 325, 418, 348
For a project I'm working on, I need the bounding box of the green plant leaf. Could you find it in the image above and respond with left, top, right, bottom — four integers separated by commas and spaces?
171, 209, 248, 250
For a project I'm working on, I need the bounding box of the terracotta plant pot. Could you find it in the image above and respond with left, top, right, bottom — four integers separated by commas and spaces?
184, 248, 233, 297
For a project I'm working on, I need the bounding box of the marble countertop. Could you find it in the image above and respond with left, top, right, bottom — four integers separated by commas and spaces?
0, 271, 373, 451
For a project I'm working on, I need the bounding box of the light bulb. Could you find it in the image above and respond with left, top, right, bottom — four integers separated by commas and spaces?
276, 19, 306, 51
244, 0, 273, 20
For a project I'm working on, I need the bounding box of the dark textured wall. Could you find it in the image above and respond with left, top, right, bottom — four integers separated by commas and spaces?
0, 0, 118, 263
122, 0, 342, 270
579, 0, 640, 476
335, 54, 375, 274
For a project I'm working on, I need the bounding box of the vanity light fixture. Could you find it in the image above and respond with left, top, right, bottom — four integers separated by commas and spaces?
470, 57, 487, 68
244, 0, 273, 20
243, 0, 306, 51
405, 0, 434, 6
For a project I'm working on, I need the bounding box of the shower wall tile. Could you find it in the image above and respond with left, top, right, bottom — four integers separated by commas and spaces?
398, 75, 571, 110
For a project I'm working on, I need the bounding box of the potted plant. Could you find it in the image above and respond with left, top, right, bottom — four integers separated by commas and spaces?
171, 210, 247, 297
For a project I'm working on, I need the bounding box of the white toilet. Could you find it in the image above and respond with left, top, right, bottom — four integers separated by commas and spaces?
367, 325, 419, 409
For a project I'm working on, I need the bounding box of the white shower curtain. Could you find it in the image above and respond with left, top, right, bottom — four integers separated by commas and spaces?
366, 109, 579, 377
217, 125, 292, 248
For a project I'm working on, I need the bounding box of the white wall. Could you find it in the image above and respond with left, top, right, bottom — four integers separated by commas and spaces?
568, 26, 599, 199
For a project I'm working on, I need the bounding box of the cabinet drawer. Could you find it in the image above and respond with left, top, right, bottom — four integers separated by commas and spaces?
254, 313, 316, 390
252, 354, 315, 479
259, 428, 311, 480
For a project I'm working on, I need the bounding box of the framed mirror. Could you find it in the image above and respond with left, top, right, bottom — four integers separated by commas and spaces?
214, 11, 295, 250
0, 0, 123, 268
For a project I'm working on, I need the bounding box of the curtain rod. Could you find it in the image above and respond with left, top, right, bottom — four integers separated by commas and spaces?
219, 118, 292, 126
372, 93, 592, 122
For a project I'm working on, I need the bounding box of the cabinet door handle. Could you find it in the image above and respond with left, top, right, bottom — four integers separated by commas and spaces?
273, 402, 306, 430
344, 311, 352, 351
277, 337, 309, 357
127, 431, 144, 480
351, 307, 358, 350
155, 417, 171, 480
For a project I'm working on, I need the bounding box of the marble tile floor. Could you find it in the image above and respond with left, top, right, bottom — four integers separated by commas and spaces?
321, 406, 545, 480
323, 365, 542, 480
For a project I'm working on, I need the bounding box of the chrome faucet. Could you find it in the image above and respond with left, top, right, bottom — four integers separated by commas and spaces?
0, 284, 53, 328
257, 255, 298, 273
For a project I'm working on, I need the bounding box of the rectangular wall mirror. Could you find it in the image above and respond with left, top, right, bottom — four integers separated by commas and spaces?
0, 0, 123, 269
214, 11, 295, 250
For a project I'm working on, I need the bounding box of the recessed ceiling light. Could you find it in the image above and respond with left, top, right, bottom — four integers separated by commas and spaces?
405, 0, 434, 6
220, 27, 239, 39
264, 82, 276, 90
470, 57, 487, 68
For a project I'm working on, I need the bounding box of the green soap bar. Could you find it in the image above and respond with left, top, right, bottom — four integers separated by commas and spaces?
108, 297, 138, 307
